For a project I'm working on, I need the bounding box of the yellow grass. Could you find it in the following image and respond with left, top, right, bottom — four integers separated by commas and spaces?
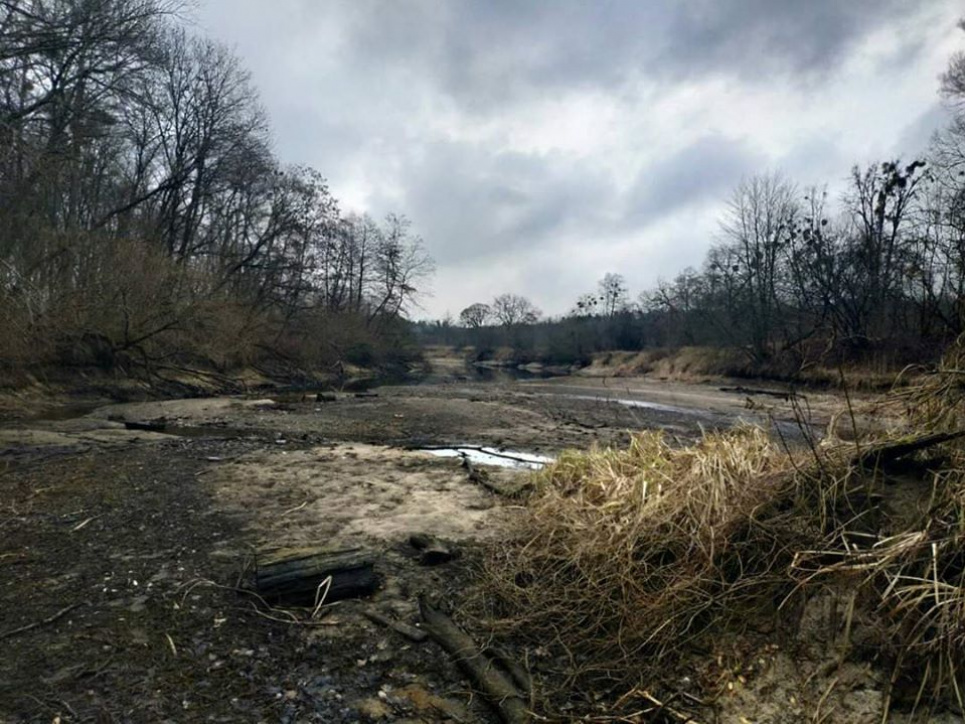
480, 342, 965, 714
481, 427, 818, 685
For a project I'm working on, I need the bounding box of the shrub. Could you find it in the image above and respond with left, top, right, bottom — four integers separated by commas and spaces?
480, 427, 813, 684
478, 371, 965, 716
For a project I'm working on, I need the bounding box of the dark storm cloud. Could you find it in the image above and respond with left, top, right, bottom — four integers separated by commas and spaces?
337, 0, 942, 109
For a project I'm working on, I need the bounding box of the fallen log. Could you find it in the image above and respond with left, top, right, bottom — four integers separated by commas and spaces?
719, 385, 794, 400
256, 547, 379, 606
462, 457, 492, 488
419, 597, 529, 724
485, 646, 533, 697
461, 457, 530, 497
852, 430, 965, 470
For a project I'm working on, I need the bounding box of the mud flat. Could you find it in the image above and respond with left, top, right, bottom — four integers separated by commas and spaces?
0, 375, 892, 722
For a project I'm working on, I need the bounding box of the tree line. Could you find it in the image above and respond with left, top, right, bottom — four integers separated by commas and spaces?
420, 24, 965, 375
0, 0, 432, 377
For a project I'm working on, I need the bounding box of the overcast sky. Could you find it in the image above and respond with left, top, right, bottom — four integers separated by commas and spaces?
196, 0, 963, 320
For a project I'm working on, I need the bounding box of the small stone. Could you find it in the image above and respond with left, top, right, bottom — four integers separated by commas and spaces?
419, 546, 456, 566
357, 697, 391, 720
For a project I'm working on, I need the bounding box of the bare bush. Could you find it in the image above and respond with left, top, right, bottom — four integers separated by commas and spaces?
477, 378, 965, 715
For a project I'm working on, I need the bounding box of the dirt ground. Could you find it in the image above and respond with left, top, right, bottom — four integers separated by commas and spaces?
0, 367, 912, 723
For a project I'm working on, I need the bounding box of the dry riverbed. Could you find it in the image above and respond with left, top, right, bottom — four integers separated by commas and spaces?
0, 374, 888, 722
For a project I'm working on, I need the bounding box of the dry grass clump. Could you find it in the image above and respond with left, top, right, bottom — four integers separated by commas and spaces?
584, 346, 912, 389
878, 485, 965, 709
788, 471, 965, 712
481, 426, 826, 684
819, 335, 965, 710
480, 380, 965, 715
901, 335, 965, 434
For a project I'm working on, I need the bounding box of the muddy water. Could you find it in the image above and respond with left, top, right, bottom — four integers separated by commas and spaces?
6, 370, 823, 465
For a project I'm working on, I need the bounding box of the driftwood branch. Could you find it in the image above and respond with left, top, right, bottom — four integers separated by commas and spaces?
462, 457, 497, 493
256, 548, 379, 605
461, 457, 532, 497
485, 646, 533, 697
361, 607, 427, 642
720, 385, 795, 401
852, 430, 965, 469
0, 602, 84, 640
419, 597, 529, 724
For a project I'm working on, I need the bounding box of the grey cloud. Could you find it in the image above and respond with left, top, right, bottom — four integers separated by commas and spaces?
333, 0, 947, 110
196, 0, 962, 317
390, 141, 616, 265
626, 135, 765, 224
896, 102, 955, 157
773, 137, 849, 189
661, 1, 921, 81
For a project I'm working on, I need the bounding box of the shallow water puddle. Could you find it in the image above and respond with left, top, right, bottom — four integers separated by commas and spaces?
564, 393, 713, 417
420, 446, 554, 470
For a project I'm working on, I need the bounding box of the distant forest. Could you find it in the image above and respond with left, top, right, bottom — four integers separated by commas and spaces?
7, 2, 965, 386
418, 23, 965, 375
0, 0, 432, 379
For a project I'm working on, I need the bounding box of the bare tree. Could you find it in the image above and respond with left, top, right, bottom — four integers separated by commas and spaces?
840, 160, 927, 345
491, 293, 541, 326
719, 173, 798, 360
942, 19, 965, 104
459, 302, 491, 328
0, 2, 435, 372
366, 214, 434, 321
598, 272, 629, 318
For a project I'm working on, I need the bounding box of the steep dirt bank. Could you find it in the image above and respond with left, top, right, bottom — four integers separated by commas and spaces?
457, 342, 913, 396
576, 347, 914, 390
0, 359, 399, 424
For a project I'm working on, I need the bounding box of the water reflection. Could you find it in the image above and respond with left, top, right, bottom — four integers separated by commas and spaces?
420, 445, 554, 470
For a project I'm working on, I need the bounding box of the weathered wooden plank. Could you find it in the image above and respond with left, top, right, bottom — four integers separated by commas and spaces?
256, 548, 379, 605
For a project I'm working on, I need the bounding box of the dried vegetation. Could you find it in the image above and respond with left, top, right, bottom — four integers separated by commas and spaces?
479, 337, 965, 719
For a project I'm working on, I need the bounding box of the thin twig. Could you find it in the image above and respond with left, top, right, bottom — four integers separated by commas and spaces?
0, 602, 84, 640
362, 607, 428, 642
